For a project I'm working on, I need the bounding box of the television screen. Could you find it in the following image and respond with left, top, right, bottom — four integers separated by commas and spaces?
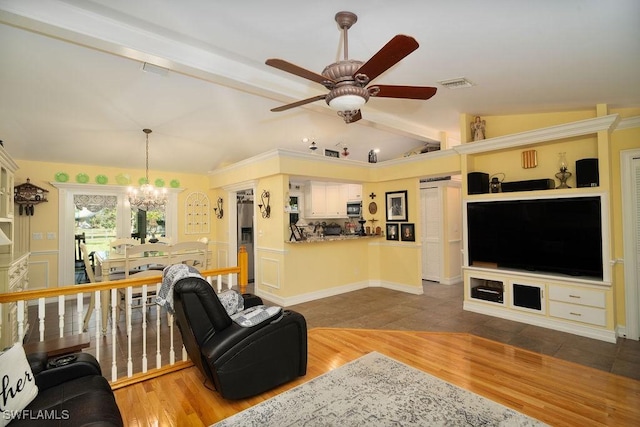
467, 196, 603, 279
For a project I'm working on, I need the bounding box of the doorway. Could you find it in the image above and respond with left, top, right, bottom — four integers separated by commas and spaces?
237, 190, 255, 283
622, 149, 640, 340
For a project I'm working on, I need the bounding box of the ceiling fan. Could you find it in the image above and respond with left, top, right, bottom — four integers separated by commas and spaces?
265, 11, 437, 124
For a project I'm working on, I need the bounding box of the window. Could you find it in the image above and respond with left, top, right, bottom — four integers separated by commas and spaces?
53, 182, 178, 286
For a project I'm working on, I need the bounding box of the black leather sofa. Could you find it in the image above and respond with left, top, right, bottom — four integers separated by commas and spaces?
173, 277, 308, 399
8, 352, 123, 427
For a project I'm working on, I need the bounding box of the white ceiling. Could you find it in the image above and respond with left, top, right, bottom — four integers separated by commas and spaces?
1, 0, 639, 174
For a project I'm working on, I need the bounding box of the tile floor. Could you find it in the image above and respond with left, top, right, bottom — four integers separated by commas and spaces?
284, 281, 640, 381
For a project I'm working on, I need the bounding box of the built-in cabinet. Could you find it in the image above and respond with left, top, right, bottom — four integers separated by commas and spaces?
0, 145, 29, 348
457, 114, 619, 343
304, 181, 361, 219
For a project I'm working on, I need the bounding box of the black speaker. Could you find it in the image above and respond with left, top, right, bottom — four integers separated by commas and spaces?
576, 158, 599, 188
467, 172, 489, 195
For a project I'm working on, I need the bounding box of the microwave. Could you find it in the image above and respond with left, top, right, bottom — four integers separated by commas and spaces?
346, 201, 362, 217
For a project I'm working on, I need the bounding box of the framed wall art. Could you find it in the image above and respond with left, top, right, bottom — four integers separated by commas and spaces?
324, 149, 340, 158
400, 223, 415, 242
290, 224, 305, 241
385, 190, 408, 222
386, 223, 399, 241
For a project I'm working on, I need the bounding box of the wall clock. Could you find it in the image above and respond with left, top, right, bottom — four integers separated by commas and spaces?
368, 202, 377, 214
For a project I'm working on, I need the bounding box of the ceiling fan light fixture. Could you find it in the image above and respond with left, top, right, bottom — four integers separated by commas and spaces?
326, 85, 369, 113
328, 94, 366, 111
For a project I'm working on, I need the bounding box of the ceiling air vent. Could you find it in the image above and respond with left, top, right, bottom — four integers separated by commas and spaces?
437, 77, 474, 89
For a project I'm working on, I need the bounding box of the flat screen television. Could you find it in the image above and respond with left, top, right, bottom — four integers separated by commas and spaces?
466, 196, 603, 279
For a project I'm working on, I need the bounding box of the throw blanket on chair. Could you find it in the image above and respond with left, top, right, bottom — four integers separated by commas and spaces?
157, 264, 282, 326
157, 264, 202, 314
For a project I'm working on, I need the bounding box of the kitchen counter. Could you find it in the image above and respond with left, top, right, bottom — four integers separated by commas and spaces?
287, 234, 382, 243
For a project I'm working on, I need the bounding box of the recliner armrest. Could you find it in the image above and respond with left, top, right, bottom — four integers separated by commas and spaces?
34, 353, 102, 391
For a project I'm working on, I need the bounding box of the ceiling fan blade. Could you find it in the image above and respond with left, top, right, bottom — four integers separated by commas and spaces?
371, 85, 437, 100
356, 35, 419, 82
265, 59, 334, 86
270, 95, 327, 112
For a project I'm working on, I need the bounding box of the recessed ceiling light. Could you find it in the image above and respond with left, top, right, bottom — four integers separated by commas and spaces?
437, 77, 474, 89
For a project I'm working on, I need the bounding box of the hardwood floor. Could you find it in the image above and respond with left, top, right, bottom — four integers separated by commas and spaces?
114, 328, 640, 427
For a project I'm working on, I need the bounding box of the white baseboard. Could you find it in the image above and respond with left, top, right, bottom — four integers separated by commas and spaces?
256, 280, 423, 307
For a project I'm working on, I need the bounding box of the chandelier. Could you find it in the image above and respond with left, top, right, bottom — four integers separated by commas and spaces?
127, 128, 167, 211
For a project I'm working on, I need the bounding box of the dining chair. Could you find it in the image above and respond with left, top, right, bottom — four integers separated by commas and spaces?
169, 241, 208, 270
117, 243, 167, 325
109, 237, 140, 253
108, 237, 140, 276
79, 242, 100, 332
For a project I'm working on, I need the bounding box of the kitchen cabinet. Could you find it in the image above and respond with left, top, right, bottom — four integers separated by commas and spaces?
346, 184, 362, 201
304, 181, 348, 218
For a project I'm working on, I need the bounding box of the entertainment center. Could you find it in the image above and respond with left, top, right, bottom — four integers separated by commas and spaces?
456, 113, 618, 343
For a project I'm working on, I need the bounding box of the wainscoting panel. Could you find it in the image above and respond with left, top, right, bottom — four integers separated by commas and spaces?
259, 257, 280, 290
216, 248, 228, 269
27, 258, 51, 290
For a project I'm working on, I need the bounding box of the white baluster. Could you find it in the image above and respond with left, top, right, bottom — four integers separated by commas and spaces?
17, 301, 25, 342
0, 305, 3, 344
111, 288, 118, 381
126, 286, 133, 377
58, 296, 65, 337
76, 292, 83, 332
156, 283, 162, 369
141, 284, 148, 373
95, 291, 101, 363
38, 298, 45, 341
216, 275, 222, 293
227, 273, 233, 291
169, 312, 175, 365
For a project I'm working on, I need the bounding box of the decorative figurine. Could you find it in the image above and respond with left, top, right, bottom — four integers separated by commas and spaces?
470, 116, 486, 141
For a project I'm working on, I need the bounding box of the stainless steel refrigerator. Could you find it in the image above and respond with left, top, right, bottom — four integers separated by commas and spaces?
237, 198, 254, 282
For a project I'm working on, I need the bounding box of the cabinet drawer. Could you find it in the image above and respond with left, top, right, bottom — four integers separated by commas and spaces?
549, 301, 606, 326
548, 285, 605, 308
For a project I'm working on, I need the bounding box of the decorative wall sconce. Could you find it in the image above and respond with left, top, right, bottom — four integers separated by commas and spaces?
214, 197, 224, 219
258, 190, 271, 218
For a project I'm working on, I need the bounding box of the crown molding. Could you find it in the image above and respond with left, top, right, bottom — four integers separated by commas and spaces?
454, 114, 620, 155
615, 115, 640, 131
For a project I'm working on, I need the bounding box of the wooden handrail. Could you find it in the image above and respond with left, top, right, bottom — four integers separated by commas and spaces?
0, 266, 242, 304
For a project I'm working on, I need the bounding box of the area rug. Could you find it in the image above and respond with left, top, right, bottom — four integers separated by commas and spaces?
213, 351, 546, 426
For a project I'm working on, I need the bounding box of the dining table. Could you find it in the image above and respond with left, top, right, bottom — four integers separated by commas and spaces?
92, 245, 170, 334
94, 246, 170, 281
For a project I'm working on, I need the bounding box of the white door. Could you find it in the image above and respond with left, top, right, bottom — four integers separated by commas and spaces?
622, 150, 640, 340
421, 187, 441, 281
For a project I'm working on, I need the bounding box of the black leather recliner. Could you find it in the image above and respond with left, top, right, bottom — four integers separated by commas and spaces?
11, 352, 124, 427
172, 277, 308, 399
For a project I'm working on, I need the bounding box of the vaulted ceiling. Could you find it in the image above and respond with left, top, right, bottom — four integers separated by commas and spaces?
1, 0, 638, 174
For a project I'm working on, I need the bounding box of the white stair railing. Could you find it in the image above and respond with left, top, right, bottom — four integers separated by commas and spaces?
0, 264, 247, 386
